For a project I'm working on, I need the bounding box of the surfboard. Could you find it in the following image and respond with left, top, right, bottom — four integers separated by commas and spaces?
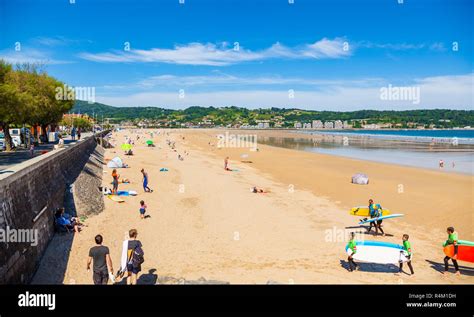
107, 195, 125, 203
128, 190, 138, 196
346, 240, 410, 264
117, 191, 130, 196
350, 206, 390, 217
359, 214, 404, 224
443, 240, 474, 263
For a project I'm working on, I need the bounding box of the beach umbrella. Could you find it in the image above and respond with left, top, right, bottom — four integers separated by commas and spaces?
121, 143, 132, 151
146, 140, 154, 145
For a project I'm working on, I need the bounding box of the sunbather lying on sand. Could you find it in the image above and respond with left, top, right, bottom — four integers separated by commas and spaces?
252, 186, 269, 194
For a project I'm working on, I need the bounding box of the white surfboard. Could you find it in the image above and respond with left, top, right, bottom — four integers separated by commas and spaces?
346, 241, 410, 264
359, 214, 404, 225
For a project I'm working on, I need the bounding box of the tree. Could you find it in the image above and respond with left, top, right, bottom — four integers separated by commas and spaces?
0, 60, 31, 151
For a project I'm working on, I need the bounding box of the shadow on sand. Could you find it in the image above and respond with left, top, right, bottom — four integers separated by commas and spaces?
425, 259, 474, 276
339, 260, 399, 273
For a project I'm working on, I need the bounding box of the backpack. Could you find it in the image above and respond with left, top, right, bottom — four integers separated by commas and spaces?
129, 245, 145, 268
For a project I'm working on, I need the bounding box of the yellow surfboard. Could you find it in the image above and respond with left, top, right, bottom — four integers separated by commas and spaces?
108, 195, 125, 203
350, 206, 390, 217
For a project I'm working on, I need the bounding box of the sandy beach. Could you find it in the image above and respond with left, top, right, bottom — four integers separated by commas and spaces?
33, 129, 474, 284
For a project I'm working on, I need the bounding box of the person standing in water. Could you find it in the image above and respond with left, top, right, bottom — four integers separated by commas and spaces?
346, 232, 358, 272
443, 227, 460, 275
141, 169, 153, 192
399, 234, 414, 275
112, 169, 119, 194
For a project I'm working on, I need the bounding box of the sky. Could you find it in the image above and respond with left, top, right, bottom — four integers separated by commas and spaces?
0, 0, 473, 110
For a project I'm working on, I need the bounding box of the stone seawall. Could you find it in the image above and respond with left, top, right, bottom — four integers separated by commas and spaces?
0, 131, 108, 284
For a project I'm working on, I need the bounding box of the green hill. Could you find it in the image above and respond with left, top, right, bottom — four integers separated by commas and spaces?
71, 100, 474, 128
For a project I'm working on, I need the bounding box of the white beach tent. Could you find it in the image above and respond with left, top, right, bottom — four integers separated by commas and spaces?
107, 156, 124, 168
352, 173, 369, 185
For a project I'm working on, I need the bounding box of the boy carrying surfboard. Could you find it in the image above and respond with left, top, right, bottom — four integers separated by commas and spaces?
399, 234, 414, 275
443, 227, 460, 275
367, 199, 385, 236
346, 232, 359, 272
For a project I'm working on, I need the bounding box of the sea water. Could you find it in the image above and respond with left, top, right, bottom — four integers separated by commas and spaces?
258, 130, 474, 175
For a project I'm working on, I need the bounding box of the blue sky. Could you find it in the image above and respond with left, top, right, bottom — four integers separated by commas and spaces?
0, 0, 472, 110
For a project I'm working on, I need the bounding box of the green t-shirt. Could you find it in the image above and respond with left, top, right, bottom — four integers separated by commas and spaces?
403, 240, 412, 255
448, 232, 458, 244
347, 240, 357, 254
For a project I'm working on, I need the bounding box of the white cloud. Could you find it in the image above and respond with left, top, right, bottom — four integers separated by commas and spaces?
95, 73, 473, 111
357, 41, 447, 52
102, 74, 382, 90
78, 38, 351, 66
0, 48, 72, 65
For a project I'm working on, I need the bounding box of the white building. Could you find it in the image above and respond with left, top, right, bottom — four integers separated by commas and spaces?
324, 121, 334, 129
294, 122, 302, 129
334, 120, 343, 129
312, 120, 323, 129
303, 123, 312, 129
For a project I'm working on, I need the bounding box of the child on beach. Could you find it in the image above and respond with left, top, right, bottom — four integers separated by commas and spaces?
443, 227, 460, 275
399, 234, 414, 275
139, 200, 147, 219
346, 232, 358, 272
368, 199, 385, 236
112, 169, 120, 194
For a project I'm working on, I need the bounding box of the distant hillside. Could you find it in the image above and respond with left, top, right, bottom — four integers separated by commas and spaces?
72, 100, 474, 128
72, 100, 173, 120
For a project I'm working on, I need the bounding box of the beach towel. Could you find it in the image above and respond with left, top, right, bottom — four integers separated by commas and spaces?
119, 240, 129, 274
117, 191, 130, 196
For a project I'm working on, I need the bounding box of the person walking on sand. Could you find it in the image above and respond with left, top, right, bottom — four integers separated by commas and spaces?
399, 234, 414, 275
119, 229, 144, 285
443, 227, 460, 275
346, 232, 358, 272
367, 199, 385, 236
224, 157, 230, 171
87, 234, 114, 285
366, 199, 377, 233
112, 169, 119, 194
141, 169, 153, 192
